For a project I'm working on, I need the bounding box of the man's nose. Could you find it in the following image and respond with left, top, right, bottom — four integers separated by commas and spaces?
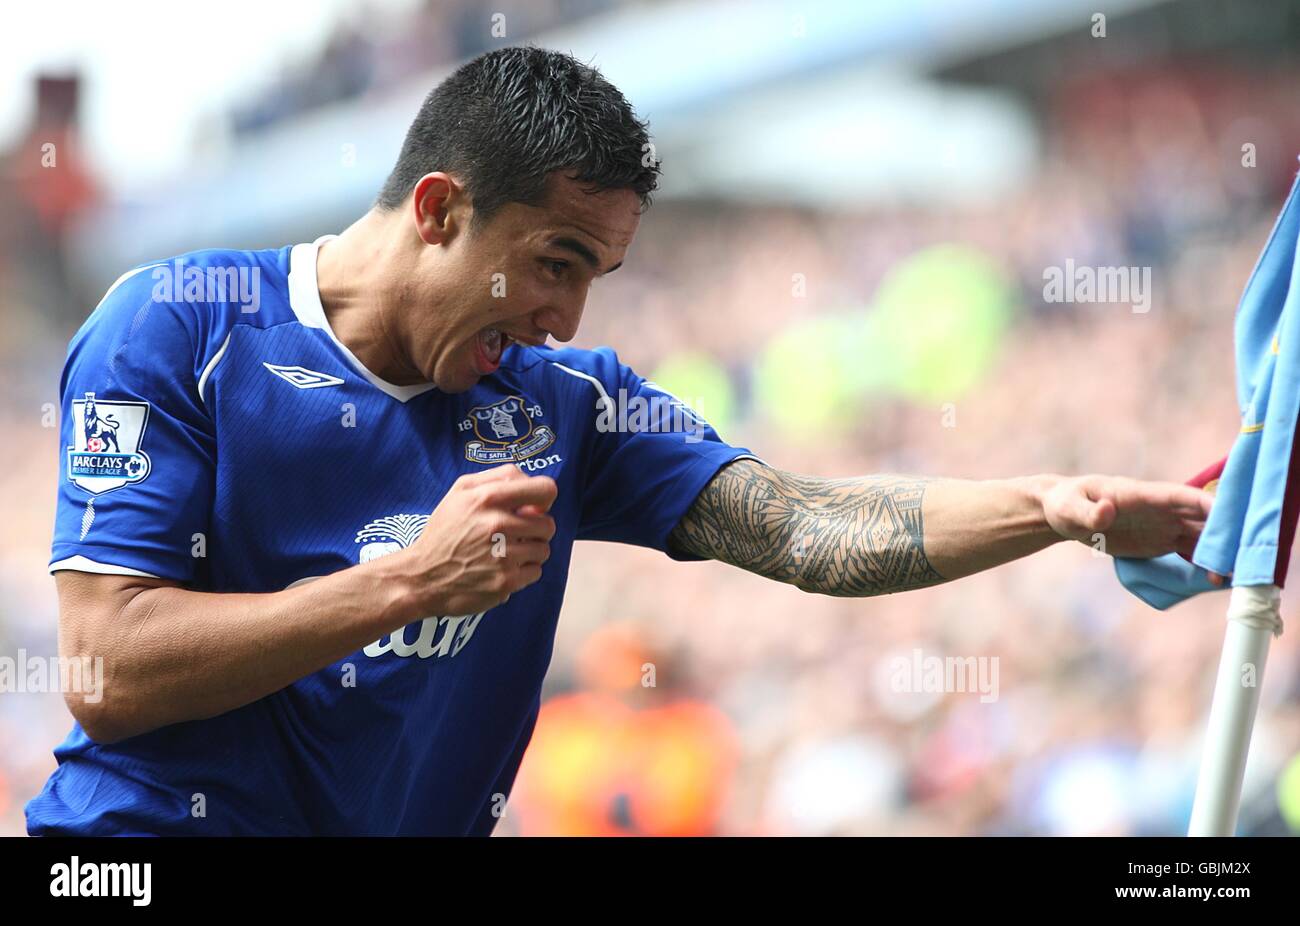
534, 298, 585, 343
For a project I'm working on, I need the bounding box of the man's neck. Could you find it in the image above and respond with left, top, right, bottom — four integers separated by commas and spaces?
314, 212, 426, 386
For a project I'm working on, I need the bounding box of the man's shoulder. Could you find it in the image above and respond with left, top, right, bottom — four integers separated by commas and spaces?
69, 246, 298, 367
502, 344, 631, 388
80, 246, 294, 335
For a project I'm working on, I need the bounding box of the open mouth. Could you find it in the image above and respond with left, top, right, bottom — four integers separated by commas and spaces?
473, 327, 511, 374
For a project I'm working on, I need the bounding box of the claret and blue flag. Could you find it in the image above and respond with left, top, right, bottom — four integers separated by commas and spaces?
1117, 165, 1300, 609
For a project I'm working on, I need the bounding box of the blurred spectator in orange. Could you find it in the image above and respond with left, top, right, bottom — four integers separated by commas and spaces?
512, 623, 738, 836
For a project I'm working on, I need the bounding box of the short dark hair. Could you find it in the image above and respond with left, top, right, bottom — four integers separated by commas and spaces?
376, 46, 660, 224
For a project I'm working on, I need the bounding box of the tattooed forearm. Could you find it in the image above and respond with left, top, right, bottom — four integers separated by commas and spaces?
669, 460, 946, 596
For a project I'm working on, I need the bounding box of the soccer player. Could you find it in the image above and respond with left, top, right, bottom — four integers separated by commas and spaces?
27, 46, 1213, 835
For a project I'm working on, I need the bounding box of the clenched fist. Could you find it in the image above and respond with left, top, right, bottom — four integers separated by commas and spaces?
398, 464, 558, 616
1042, 474, 1213, 560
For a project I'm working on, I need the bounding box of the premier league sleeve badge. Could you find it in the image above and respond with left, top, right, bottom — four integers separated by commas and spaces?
67, 392, 154, 495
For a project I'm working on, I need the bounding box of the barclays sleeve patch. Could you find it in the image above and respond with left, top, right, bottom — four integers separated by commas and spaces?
67, 392, 153, 495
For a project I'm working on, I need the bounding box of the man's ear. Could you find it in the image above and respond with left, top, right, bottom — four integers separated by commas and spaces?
411, 172, 466, 245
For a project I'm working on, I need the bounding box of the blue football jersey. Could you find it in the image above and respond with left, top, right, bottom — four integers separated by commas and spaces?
26, 236, 755, 835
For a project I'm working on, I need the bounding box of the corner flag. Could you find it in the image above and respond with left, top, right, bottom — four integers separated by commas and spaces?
1113, 162, 1300, 837
1115, 165, 1300, 609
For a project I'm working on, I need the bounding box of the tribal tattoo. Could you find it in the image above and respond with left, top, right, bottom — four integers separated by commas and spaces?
669, 459, 946, 596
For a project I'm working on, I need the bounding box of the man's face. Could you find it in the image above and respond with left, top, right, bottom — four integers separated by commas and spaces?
407, 172, 641, 393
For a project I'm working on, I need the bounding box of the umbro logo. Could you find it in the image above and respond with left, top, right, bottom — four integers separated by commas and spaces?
263, 363, 345, 389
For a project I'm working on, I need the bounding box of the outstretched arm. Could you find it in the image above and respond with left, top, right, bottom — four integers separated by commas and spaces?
668, 460, 1212, 597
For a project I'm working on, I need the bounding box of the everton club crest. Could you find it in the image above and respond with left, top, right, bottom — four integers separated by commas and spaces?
67, 392, 153, 495
463, 394, 556, 465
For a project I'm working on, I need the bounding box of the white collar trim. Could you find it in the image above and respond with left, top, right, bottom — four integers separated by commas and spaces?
288, 235, 438, 403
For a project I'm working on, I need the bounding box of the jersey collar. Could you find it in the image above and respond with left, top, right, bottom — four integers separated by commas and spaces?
288, 235, 439, 403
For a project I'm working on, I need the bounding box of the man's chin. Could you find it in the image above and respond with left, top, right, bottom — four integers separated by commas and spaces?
434, 376, 476, 395
432, 366, 481, 394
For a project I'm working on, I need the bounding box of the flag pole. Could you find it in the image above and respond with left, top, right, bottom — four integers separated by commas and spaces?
1187, 584, 1284, 836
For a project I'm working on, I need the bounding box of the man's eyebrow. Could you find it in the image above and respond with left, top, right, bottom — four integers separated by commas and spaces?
547, 235, 622, 275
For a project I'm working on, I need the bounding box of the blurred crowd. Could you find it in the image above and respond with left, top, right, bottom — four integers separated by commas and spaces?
3, 34, 1300, 836
231, 0, 625, 135
504, 61, 1300, 836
